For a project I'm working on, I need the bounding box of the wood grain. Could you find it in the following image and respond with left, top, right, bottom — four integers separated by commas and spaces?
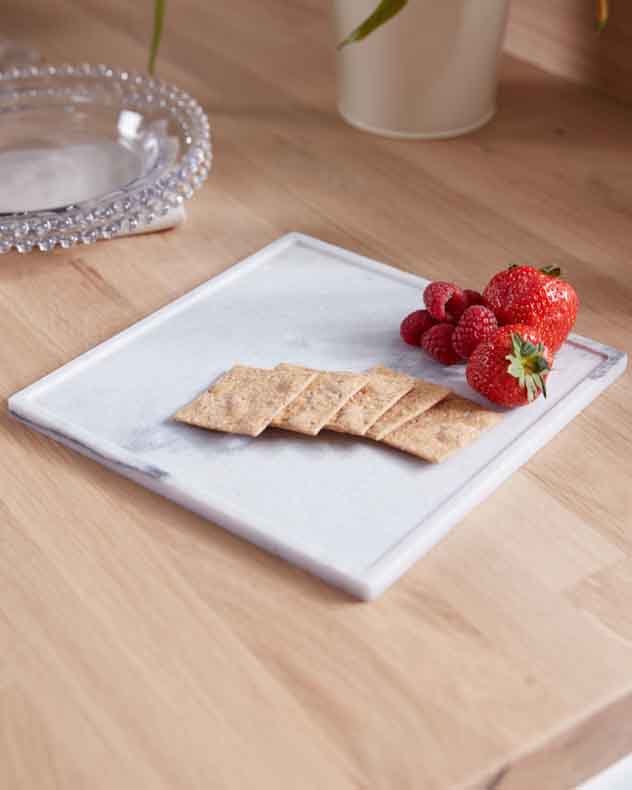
1, 1, 632, 788
506, 0, 632, 106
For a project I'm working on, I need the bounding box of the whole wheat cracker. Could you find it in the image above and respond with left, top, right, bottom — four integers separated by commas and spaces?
272, 370, 370, 436
366, 378, 451, 441
326, 366, 416, 436
381, 393, 502, 463
174, 364, 318, 437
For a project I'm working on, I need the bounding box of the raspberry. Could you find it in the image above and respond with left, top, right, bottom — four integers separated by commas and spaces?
400, 310, 437, 346
423, 281, 465, 322
421, 323, 463, 366
463, 289, 484, 309
452, 305, 498, 359
444, 289, 468, 320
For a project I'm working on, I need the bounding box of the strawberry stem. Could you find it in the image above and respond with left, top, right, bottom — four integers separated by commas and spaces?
505, 333, 551, 401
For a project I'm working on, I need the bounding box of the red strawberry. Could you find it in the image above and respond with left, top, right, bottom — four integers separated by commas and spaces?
466, 324, 553, 407
452, 305, 498, 359
421, 323, 463, 366
483, 265, 578, 353
400, 309, 437, 346
423, 281, 466, 323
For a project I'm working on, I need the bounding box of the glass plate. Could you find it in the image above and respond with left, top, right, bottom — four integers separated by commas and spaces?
0, 63, 212, 253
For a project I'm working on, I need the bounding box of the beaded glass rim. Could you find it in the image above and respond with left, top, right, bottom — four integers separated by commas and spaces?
0, 63, 212, 253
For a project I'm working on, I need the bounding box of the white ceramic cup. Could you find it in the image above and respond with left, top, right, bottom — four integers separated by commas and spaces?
332, 0, 512, 139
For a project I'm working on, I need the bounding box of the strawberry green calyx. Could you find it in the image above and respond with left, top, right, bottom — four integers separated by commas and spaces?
507, 263, 562, 278
505, 333, 550, 401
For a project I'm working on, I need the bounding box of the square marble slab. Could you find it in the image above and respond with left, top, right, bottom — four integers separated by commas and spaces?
8, 234, 627, 599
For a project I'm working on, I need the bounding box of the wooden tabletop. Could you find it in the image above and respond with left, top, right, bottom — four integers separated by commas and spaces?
2, 1, 632, 788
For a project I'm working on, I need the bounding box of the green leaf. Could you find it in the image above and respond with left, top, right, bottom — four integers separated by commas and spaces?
506, 331, 551, 402
148, 0, 166, 75
506, 354, 524, 381
533, 355, 550, 374
596, 0, 609, 33
338, 0, 408, 49
539, 265, 562, 278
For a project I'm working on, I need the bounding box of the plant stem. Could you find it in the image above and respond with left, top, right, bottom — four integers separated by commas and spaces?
148, 0, 166, 75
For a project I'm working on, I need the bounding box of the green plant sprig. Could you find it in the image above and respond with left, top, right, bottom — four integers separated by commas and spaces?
148, 0, 610, 75
148, 0, 166, 74
338, 0, 408, 49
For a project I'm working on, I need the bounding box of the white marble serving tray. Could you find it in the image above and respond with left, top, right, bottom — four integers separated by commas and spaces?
8, 234, 627, 599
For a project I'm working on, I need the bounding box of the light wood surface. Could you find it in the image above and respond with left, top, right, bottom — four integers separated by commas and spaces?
2, 1, 632, 788
506, 0, 632, 105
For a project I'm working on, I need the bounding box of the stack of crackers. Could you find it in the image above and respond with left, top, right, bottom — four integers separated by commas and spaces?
174, 363, 502, 463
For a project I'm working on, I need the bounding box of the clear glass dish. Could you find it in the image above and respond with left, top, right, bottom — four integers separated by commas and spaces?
0, 63, 212, 253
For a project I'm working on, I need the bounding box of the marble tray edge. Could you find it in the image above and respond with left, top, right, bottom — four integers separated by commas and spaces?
7, 404, 372, 601
4, 230, 433, 602
7, 232, 425, 404
9, 230, 621, 404
362, 342, 627, 598
8, 233, 298, 402
6, 232, 629, 601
